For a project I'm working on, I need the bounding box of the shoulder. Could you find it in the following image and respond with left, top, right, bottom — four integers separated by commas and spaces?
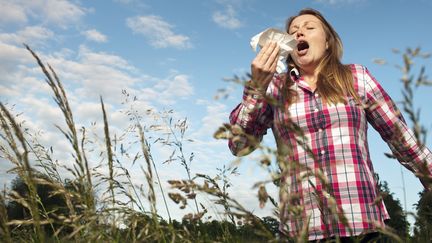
347, 64, 390, 100
346, 63, 373, 84
345, 64, 379, 96
346, 63, 368, 75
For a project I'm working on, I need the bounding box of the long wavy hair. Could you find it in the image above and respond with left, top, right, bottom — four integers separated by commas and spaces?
284, 8, 360, 106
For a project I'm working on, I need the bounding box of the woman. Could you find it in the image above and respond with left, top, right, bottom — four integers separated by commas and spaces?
228, 8, 432, 242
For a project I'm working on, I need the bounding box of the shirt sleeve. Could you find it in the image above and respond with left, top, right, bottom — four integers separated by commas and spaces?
362, 65, 432, 186
228, 81, 274, 156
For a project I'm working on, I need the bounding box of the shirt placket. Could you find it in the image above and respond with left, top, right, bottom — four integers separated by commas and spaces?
312, 91, 326, 160
311, 91, 335, 235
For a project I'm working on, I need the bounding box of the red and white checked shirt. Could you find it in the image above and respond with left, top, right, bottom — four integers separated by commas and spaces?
229, 64, 432, 240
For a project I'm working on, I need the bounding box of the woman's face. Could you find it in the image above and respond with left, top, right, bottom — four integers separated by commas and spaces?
288, 14, 328, 73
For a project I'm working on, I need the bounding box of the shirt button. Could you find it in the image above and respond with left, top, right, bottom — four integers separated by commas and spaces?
318, 128, 323, 132
314, 108, 319, 112
314, 93, 319, 98
320, 150, 325, 155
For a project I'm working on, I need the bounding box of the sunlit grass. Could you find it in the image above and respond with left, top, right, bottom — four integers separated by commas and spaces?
0, 45, 430, 242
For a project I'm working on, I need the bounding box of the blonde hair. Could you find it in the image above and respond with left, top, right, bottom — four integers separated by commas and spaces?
285, 8, 360, 105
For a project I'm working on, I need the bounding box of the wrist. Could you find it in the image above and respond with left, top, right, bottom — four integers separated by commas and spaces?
246, 79, 267, 96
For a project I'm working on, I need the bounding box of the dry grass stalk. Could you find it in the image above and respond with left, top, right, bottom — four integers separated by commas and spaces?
1, 43, 429, 242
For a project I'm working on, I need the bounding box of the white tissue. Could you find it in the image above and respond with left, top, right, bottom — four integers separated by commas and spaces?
250, 28, 297, 73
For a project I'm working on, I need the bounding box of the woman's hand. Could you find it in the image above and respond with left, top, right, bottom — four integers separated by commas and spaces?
251, 41, 280, 92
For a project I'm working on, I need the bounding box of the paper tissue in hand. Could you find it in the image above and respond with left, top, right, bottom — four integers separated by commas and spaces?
250, 28, 297, 73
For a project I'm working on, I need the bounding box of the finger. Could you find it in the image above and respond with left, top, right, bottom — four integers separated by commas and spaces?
257, 42, 277, 63
263, 43, 280, 69
269, 55, 278, 73
261, 42, 277, 63
252, 42, 273, 73
255, 42, 270, 63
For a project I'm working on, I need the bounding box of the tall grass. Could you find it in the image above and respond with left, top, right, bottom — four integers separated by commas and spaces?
1, 46, 174, 242
0, 45, 430, 242
0, 45, 279, 242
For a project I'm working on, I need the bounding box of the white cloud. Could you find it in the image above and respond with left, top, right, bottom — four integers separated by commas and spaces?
0, 42, 34, 89
16, 45, 141, 103
0, 85, 20, 98
64, 62, 139, 102
0, 0, 87, 28
0, 40, 195, 115
32, 0, 87, 27
212, 5, 242, 29
0, 42, 32, 65
82, 29, 108, 43
78, 45, 133, 71
314, 0, 364, 4
192, 100, 228, 140
114, 0, 148, 8
0, 42, 195, 124
0, 26, 54, 46
176, 100, 232, 175
114, 0, 133, 3
20, 96, 65, 127
153, 73, 194, 105
136, 71, 194, 106
0, 1, 27, 24
165, 74, 194, 98
126, 15, 192, 49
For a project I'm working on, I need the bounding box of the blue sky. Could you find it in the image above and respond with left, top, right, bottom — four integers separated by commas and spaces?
1, 0, 432, 228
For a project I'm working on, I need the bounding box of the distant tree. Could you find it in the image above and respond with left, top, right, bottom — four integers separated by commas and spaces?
376, 174, 410, 239
6, 173, 75, 236
203, 220, 224, 240
412, 189, 432, 242
261, 216, 279, 236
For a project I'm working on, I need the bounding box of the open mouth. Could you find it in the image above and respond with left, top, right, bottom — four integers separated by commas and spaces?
297, 41, 309, 53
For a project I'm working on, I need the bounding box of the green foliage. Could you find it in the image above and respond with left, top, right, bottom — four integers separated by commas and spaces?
5, 173, 99, 240
412, 190, 432, 241
376, 175, 410, 240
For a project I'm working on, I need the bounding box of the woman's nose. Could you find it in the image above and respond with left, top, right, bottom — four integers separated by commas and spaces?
296, 28, 304, 39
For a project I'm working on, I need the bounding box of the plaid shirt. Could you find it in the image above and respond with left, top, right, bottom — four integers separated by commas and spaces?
229, 64, 432, 240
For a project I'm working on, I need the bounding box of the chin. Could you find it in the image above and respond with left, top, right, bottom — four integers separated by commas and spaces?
295, 60, 309, 68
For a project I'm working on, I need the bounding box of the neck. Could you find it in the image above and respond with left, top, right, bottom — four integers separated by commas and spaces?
301, 68, 318, 84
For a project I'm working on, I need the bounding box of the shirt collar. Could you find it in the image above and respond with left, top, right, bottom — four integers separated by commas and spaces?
289, 67, 300, 81
289, 68, 316, 93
